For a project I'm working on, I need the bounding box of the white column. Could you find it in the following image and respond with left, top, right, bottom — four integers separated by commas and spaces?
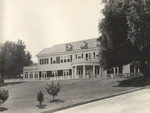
75, 66, 77, 75
33, 72, 35, 80
93, 65, 95, 77
113, 68, 115, 74
99, 67, 101, 74
54, 72, 56, 78
83, 65, 85, 78
38, 71, 39, 78
63, 70, 64, 79
117, 67, 119, 73
138, 68, 140, 73
45, 72, 47, 78
72, 68, 74, 78
23, 72, 25, 79
134, 68, 136, 73
99, 67, 102, 78
28, 72, 30, 79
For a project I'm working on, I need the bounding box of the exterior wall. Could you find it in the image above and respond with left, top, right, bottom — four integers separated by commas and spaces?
23, 65, 39, 79
37, 48, 100, 72
123, 64, 130, 73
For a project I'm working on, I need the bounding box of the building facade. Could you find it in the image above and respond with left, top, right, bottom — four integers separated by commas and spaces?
23, 38, 142, 80
23, 38, 104, 79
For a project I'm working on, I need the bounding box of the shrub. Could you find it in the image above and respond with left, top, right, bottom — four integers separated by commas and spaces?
37, 90, 44, 107
0, 89, 9, 107
45, 81, 62, 101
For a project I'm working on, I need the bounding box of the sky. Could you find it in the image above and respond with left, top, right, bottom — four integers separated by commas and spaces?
0, 0, 104, 62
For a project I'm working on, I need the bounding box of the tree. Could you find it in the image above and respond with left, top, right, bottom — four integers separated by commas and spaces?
0, 89, 9, 108
45, 81, 62, 101
0, 40, 33, 80
126, 0, 150, 77
37, 90, 44, 108
98, 0, 150, 77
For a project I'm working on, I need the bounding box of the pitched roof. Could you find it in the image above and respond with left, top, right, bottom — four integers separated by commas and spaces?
37, 38, 98, 56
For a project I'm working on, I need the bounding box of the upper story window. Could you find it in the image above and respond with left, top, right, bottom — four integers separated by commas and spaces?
75, 54, 77, 59
81, 53, 83, 58
93, 52, 95, 58
39, 58, 49, 65
51, 57, 53, 64
70, 55, 72, 62
56, 57, 60, 64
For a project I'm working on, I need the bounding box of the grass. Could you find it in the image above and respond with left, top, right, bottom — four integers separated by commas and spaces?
1, 78, 143, 113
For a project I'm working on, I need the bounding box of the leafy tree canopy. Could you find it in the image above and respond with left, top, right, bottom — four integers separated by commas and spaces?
98, 0, 150, 76
0, 40, 33, 79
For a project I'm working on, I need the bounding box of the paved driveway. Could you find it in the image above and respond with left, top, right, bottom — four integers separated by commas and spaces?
55, 87, 150, 113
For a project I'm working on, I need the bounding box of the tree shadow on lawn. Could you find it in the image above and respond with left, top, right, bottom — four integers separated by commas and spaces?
114, 77, 150, 87
0, 82, 24, 87
0, 107, 8, 112
50, 99, 65, 104
36, 104, 47, 109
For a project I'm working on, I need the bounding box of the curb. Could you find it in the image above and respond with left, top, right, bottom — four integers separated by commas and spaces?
42, 87, 146, 113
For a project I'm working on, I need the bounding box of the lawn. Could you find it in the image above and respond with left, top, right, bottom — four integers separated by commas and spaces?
1, 78, 139, 113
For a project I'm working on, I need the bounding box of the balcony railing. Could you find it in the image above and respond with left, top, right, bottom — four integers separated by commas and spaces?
71, 58, 99, 65
4, 73, 143, 83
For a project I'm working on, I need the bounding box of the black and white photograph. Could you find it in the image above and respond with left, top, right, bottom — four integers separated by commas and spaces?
0, 0, 150, 113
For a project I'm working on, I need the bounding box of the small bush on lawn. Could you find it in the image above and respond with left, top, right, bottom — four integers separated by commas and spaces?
0, 89, 9, 107
37, 90, 44, 107
45, 81, 62, 101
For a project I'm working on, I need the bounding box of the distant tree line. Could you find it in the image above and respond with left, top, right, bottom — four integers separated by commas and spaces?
0, 40, 33, 81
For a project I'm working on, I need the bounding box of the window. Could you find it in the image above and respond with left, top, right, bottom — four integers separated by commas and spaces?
61, 60, 63, 63
51, 57, 53, 64
89, 53, 91, 60
46, 58, 49, 64
30, 73, 33, 78
81, 53, 83, 58
40, 59, 42, 64
34, 74, 38, 78
75, 54, 77, 59
63, 69, 70, 76
68, 59, 70, 62
78, 70, 83, 75
115, 68, 117, 73
40, 58, 49, 65
86, 53, 88, 60
25, 72, 28, 78
56, 57, 60, 63
93, 52, 95, 58
70, 55, 72, 62
64, 59, 66, 63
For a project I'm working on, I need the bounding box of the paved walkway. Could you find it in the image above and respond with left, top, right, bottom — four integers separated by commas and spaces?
55, 87, 150, 113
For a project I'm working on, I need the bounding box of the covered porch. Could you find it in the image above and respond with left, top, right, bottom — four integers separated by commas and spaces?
72, 65, 102, 78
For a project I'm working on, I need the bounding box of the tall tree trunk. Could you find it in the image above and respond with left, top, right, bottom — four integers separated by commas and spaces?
0, 75, 4, 83
39, 102, 42, 107
53, 95, 55, 101
140, 61, 149, 78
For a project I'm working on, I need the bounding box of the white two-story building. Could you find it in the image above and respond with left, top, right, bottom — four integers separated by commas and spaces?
23, 38, 141, 80
23, 38, 104, 79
